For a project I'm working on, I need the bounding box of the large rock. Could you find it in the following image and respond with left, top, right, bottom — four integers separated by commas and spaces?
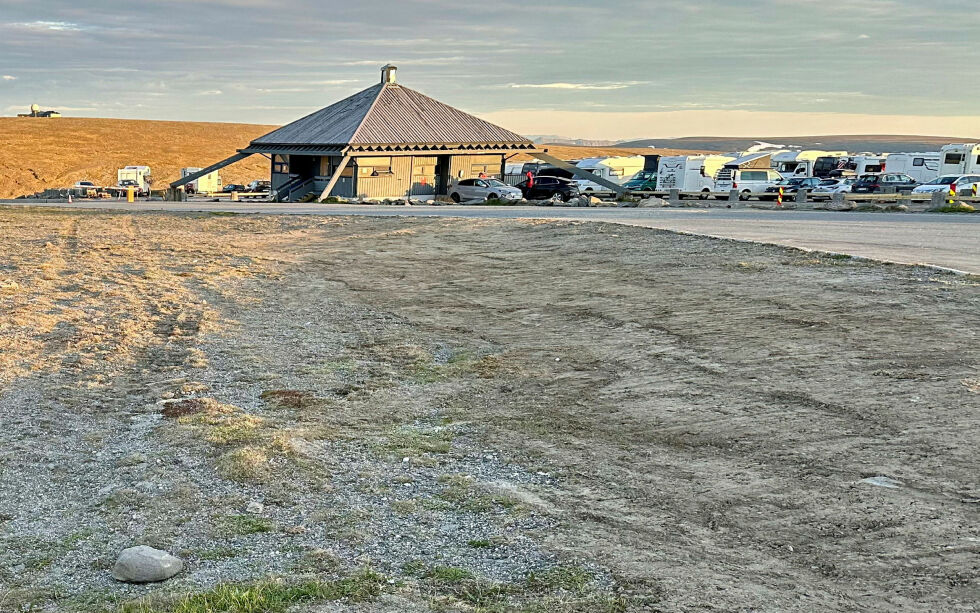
112, 546, 184, 583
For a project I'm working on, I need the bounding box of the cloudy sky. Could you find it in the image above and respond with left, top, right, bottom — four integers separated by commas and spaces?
1, 0, 978, 139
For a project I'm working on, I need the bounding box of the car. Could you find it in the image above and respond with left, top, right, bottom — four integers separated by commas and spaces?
247, 180, 272, 193
449, 178, 523, 203
117, 179, 148, 196
222, 184, 247, 193
515, 176, 580, 202
851, 173, 918, 194
74, 180, 97, 188
760, 177, 824, 200
911, 174, 980, 195
810, 177, 857, 199
623, 170, 657, 191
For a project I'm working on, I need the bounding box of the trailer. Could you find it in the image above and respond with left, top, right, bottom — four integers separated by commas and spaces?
180, 167, 222, 194
656, 155, 737, 197
881, 153, 941, 184
117, 166, 152, 195
938, 143, 980, 176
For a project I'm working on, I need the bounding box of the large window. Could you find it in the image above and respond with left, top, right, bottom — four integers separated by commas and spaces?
272, 155, 289, 174
357, 157, 393, 177
944, 153, 964, 165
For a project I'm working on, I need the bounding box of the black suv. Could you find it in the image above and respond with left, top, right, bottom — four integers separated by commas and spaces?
516, 176, 580, 202
851, 173, 917, 194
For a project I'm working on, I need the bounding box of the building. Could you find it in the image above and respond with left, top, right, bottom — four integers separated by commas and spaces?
172, 66, 536, 202
17, 104, 61, 118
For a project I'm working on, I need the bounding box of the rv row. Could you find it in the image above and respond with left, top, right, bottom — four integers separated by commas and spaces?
66, 167, 269, 198
504, 143, 980, 200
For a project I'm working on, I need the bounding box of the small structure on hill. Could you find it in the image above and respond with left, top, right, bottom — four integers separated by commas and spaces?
17, 103, 61, 118
171, 66, 536, 202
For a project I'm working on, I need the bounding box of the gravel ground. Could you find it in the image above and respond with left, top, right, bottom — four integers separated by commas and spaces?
0, 207, 977, 612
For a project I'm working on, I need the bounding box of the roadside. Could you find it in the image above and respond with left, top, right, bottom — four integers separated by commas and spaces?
0, 209, 977, 612
2, 202, 979, 274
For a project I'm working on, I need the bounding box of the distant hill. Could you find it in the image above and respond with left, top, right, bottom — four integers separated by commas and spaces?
513, 144, 716, 163
0, 117, 275, 199
527, 135, 619, 147
616, 135, 979, 154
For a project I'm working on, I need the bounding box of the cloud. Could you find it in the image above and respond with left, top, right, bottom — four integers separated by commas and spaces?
8, 21, 85, 32
858, 33, 871, 39
507, 81, 647, 91
196, 90, 223, 96
2, 75, 15, 81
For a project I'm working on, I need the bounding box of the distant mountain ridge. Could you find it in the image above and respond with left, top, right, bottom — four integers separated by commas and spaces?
614, 135, 979, 154
527, 135, 619, 147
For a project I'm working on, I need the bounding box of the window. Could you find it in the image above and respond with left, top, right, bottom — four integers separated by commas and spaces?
458, 179, 475, 186
913, 158, 924, 167
357, 156, 393, 177
741, 171, 767, 181
272, 155, 289, 174
944, 153, 964, 165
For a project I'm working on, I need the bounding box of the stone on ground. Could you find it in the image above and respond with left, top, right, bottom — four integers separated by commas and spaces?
111, 546, 184, 583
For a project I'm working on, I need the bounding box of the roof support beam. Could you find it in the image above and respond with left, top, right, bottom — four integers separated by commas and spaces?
318, 155, 352, 202
169, 152, 254, 188
533, 152, 627, 195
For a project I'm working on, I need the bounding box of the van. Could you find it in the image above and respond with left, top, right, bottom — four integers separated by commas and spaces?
715, 168, 783, 200
570, 156, 645, 194
772, 150, 849, 177
938, 144, 980, 176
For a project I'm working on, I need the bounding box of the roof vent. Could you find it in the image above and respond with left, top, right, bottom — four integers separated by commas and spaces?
381, 64, 397, 84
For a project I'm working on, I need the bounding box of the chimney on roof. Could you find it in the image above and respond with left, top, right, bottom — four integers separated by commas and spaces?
381, 64, 397, 85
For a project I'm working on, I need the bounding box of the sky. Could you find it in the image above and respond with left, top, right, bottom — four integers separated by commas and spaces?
1, 0, 978, 140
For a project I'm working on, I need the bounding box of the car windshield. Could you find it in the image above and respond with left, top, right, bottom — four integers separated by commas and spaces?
487, 179, 507, 187
927, 176, 957, 185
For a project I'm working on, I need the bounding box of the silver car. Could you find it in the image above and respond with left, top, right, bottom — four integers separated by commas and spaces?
450, 178, 523, 203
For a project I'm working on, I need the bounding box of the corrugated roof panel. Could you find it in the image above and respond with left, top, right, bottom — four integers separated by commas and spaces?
249, 81, 532, 148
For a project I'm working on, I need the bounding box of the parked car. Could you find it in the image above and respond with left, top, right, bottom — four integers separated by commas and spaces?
911, 174, 980, 195
450, 178, 523, 203
515, 176, 580, 202
811, 177, 856, 199
118, 179, 148, 196
222, 184, 247, 193
247, 180, 272, 193
761, 177, 824, 200
74, 180, 97, 188
623, 170, 657, 191
851, 173, 918, 194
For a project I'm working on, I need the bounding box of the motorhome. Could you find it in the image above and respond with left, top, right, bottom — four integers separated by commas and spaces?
938, 144, 980, 176
117, 166, 152, 195
771, 150, 848, 177
835, 155, 887, 177
180, 167, 222, 194
881, 153, 941, 184
714, 153, 783, 200
570, 156, 646, 193
656, 155, 737, 197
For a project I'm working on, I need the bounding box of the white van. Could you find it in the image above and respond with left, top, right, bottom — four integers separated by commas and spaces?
883, 153, 941, 184
772, 150, 849, 177
656, 155, 736, 198
714, 168, 784, 200
938, 144, 980, 176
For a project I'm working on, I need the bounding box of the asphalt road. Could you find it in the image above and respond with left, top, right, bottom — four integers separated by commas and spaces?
4, 199, 979, 273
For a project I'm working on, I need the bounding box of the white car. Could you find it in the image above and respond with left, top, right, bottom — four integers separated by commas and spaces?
450, 178, 523, 203
714, 168, 783, 200
811, 177, 856, 198
911, 174, 980, 195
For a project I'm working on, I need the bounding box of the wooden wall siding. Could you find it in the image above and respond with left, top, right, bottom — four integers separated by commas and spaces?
411, 156, 437, 196
448, 154, 504, 183
355, 156, 412, 199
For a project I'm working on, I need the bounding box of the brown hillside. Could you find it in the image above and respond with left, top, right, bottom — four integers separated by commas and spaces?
0, 117, 275, 198
0, 118, 713, 198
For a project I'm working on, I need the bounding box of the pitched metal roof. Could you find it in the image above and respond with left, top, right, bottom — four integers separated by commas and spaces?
251, 82, 532, 149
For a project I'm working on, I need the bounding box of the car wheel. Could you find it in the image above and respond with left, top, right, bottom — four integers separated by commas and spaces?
554, 192, 568, 203
450, 192, 461, 203
739, 190, 751, 201
487, 193, 498, 200
699, 189, 710, 200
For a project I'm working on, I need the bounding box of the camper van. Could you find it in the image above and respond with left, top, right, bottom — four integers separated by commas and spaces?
882, 153, 941, 184
938, 144, 980, 176
714, 153, 783, 200
771, 150, 848, 177
656, 155, 737, 197
117, 166, 152, 195
570, 156, 645, 193
834, 155, 887, 177
180, 167, 222, 194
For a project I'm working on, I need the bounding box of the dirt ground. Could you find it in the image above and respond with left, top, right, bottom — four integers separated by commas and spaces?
0, 207, 977, 612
